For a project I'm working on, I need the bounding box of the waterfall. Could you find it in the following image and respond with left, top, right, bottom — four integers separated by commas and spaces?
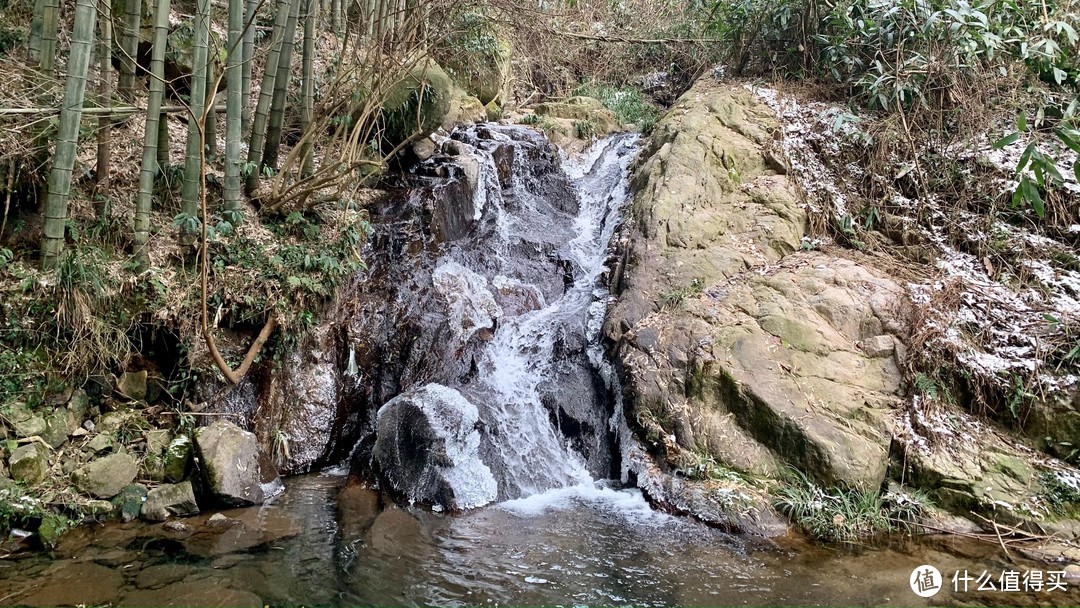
367, 125, 639, 509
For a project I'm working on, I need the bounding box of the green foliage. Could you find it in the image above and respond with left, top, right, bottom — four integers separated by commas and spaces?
573, 81, 662, 133
1038, 472, 1080, 517
519, 113, 540, 125
573, 118, 599, 140
202, 208, 371, 358
993, 102, 1080, 219
774, 469, 930, 541
0, 485, 45, 533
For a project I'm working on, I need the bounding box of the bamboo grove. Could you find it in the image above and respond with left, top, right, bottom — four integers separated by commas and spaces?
8, 0, 460, 270
1, 0, 470, 382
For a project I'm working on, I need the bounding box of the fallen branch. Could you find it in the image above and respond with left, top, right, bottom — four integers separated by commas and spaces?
552, 29, 722, 44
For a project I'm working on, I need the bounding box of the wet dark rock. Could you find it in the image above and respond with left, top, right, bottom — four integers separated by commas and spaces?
373, 384, 497, 510
112, 483, 149, 522
194, 420, 283, 507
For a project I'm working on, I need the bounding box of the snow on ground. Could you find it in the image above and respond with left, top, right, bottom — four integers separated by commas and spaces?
747, 84, 1080, 401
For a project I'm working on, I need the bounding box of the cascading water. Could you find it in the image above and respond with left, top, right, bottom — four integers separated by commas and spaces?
369, 125, 639, 508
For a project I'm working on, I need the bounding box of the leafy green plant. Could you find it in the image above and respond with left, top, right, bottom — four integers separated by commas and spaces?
572, 81, 662, 133
1039, 471, 1080, 517
573, 118, 600, 140
680, 451, 744, 483
519, 113, 540, 125
993, 103, 1080, 219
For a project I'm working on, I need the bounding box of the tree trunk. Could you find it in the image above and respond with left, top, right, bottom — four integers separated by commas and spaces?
245, 0, 292, 196
240, 0, 258, 133
205, 69, 218, 155
40, 0, 98, 269
95, 0, 113, 201
224, 0, 243, 213
299, 0, 316, 177
157, 112, 170, 170
118, 0, 142, 98
261, 0, 300, 171
28, 0, 44, 63
39, 0, 59, 72
331, 0, 341, 37
181, 0, 210, 233
135, 0, 171, 268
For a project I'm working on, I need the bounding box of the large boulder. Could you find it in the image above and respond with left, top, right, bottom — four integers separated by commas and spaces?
377, 59, 454, 151
73, 452, 138, 499
373, 384, 497, 510
194, 420, 283, 506
606, 80, 903, 490
437, 27, 511, 105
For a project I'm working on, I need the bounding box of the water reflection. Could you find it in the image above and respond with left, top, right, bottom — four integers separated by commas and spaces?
0, 473, 1075, 607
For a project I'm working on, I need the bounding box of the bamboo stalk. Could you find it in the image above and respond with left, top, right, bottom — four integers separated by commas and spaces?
181, 0, 211, 227
299, 0, 316, 177
261, 0, 300, 170
118, 0, 142, 98
134, 0, 171, 269
224, 0, 243, 213
40, 0, 98, 268
245, 0, 292, 195
94, 0, 113, 199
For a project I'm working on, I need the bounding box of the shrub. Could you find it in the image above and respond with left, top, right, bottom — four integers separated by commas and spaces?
573, 82, 662, 133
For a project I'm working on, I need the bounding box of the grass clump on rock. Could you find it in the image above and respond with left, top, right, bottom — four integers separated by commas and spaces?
775, 469, 930, 542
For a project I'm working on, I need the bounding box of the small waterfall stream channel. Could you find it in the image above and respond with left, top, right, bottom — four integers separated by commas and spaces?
0, 126, 1069, 607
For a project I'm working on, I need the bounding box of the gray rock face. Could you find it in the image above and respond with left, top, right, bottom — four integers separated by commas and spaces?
194, 420, 282, 506
73, 452, 138, 499
141, 481, 199, 521
9, 443, 49, 484
374, 384, 497, 510
605, 81, 902, 490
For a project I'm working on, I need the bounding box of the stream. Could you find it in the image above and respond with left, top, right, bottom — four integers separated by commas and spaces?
1, 128, 1077, 606
2, 472, 1076, 606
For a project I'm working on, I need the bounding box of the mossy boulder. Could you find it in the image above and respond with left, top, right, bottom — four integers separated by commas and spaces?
9, 443, 49, 485
377, 60, 454, 151
73, 452, 138, 499
606, 79, 900, 490
442, 86, 487, 131
111, 483, 148, 522
433, 11, 511, 106
535, 97, 620, 133
163, 435, 193, 483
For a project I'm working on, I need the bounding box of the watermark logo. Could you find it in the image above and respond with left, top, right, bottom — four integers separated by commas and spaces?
911, 565, 943, 598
